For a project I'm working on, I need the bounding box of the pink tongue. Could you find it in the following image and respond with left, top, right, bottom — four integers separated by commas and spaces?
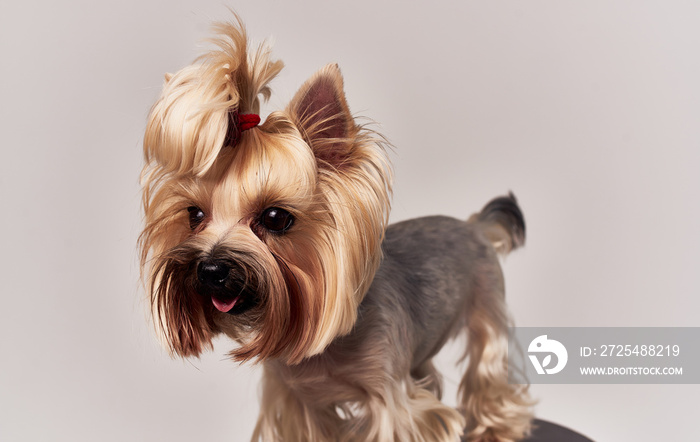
212, 296, 239, 313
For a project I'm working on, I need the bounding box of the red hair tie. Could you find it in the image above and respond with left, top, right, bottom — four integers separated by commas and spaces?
237, 113, 261, 131
225, 110, 261, 147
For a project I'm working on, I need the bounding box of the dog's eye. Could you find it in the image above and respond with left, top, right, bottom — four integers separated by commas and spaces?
260, 207, 294, 233
187, 206, 206, 230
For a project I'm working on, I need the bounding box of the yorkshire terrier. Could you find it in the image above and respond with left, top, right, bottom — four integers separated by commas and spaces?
140, 16, 533, 442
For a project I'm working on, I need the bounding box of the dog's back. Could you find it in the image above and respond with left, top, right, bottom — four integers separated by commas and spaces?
346, 193, 532, 441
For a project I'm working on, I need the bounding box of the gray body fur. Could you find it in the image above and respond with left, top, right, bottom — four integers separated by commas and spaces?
364, 216, 498, 373
265, 195, 524, 437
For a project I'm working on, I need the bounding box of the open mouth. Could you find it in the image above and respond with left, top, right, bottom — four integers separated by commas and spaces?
211, 294, 241, 313
208, 287, 259, 315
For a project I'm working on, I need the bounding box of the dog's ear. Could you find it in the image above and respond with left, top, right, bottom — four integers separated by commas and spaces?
288, 64, 355, 168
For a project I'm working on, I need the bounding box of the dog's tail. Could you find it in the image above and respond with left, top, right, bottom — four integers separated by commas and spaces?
468, 192, 525, 255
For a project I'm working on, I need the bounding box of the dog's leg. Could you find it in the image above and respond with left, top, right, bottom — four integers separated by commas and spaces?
342, 373, 464, 442
402, 378, 466, 442
252, 365, 345, 442
457, 264, 533, 442
411, 359, 444, 400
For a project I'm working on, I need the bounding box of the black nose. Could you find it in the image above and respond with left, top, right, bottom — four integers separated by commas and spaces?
197, 260, 230, 288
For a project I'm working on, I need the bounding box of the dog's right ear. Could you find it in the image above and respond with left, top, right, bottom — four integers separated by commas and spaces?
287, 64, 357, 169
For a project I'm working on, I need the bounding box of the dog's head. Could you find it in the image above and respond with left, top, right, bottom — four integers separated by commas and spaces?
139, 18, 392, 364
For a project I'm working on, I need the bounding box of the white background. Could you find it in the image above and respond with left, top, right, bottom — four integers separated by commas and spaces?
2, 1, 699, 441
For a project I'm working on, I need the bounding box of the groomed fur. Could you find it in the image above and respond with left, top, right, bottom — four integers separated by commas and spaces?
140, 17, 391, 363
139, 15, 532, 442
460, 194, 533, 441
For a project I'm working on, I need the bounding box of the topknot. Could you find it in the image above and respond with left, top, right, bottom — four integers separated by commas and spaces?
143, 14, 284, 178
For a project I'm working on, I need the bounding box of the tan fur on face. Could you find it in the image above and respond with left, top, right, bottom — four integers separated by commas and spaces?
140, 17, 391, 364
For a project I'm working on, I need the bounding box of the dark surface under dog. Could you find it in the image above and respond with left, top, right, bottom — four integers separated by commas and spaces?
521, 419, 594, 442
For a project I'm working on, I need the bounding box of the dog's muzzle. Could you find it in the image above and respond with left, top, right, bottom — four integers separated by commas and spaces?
196, 259, 257, 315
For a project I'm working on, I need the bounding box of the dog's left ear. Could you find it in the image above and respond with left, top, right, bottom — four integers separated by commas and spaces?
288, 64, 355, 168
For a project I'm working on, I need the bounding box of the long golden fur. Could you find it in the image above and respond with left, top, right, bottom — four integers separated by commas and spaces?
140, 15, 532, 441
